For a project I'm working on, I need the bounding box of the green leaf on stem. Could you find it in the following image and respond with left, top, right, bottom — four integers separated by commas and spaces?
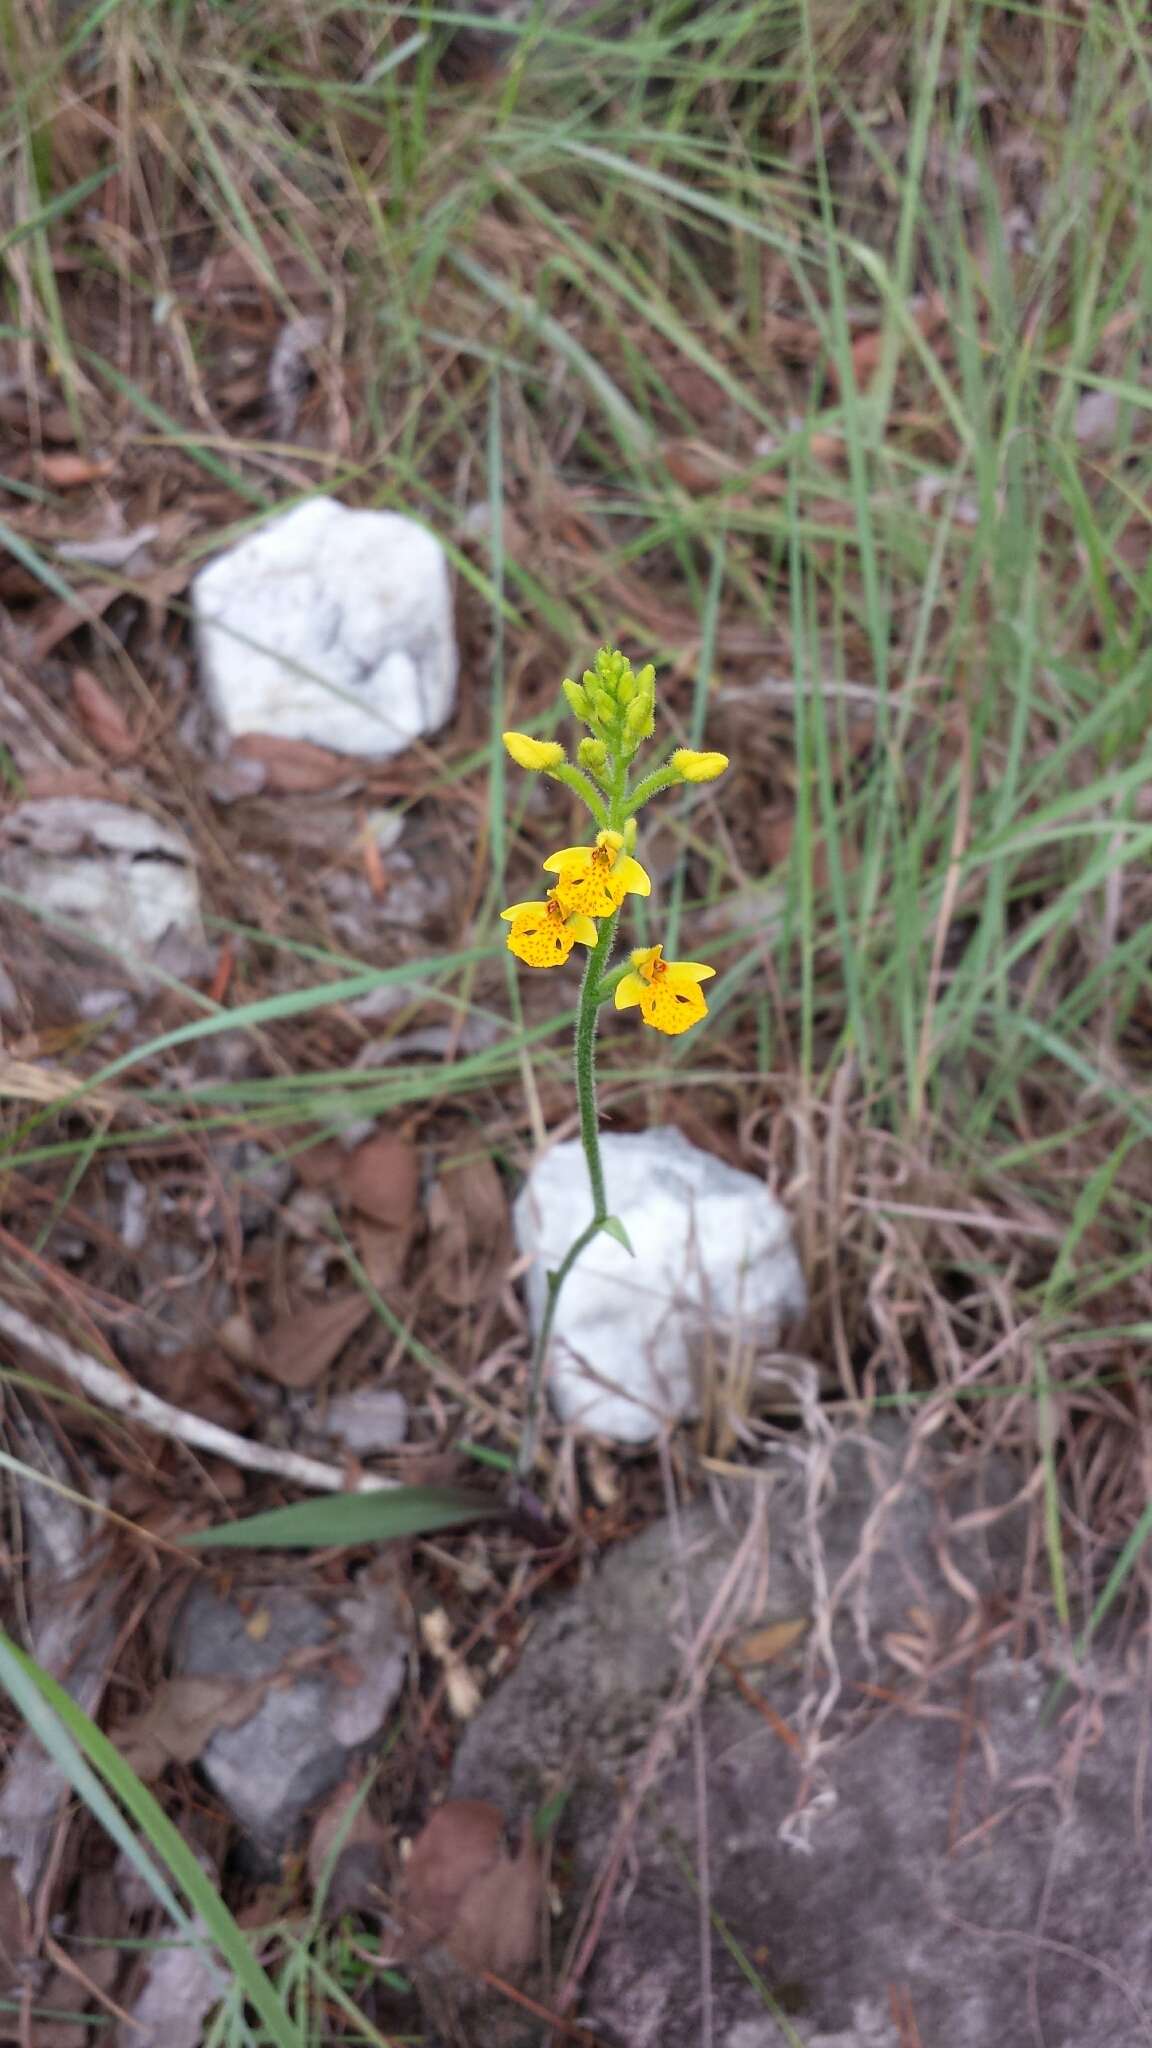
599, 1214, 634, 1255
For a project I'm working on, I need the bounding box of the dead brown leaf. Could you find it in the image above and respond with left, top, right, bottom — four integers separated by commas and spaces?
161, 1345, 254, 1432
40, 451, 115, 487
726, 1617, 809, 1669
21, 769, 128, 801
355, 1216, 408, 1294
292, 1140, 345, 1189
660, 437, 786, 498
756, 809, 797, 872
307, 1778, 389, 1918
398, 1800, 542, 1982
662, 359, 732, 425
849, 293, 948, 391
258, 1291, 373, 1389
113, 1674, 270, 1779
427, 1154, 509, 1309
0, 398, 75, 443
231, 734, 362, 793
71, 667, 138, 761
343, 1128, 419, 1230
31, 584, 118, 661
0, 1858, 29, 1988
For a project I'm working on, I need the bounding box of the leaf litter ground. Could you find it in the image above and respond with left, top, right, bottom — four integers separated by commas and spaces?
3, 4, 1152, 2042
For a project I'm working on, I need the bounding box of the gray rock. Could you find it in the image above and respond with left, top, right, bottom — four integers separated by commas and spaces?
115, 1891, 224, 2048
209, 1139, 294, 1231
0, 797, 204, 986
0, 1425, 114, 1897
171, 1577, 405, 1851
513, 1128, 807, 1443
193, 498, 457, 760
1074, 387, 1120, 447
452, 1430, 1152, 2047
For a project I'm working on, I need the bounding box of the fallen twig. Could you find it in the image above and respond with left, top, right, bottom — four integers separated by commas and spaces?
0, 1301, 393, 1495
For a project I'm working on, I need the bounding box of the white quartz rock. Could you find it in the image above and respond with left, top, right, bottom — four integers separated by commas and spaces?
318, 1388, 408, 1454
193, 498, 457, 759
514, 1127, 807, 1444
0, 798, 203, 971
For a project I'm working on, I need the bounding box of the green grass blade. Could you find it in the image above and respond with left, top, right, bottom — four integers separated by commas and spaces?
0, 1638, 302, 2045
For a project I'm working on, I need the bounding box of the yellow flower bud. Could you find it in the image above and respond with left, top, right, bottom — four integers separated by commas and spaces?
578, 736, 608, 775
503, 731, 565, 772
671, 748, 729, 783
562, 678, 592, 720
623, 692, 655, 743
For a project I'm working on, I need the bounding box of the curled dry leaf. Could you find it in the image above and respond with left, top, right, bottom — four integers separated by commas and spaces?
0, 1861, 29, 1996
343, 1128, 420, 1295
343, 1128, 419, 1230
427, 1154, 510, 1310
355, 1216, 407, 1294
661, 436, 786, 498
231, 733, 362, 793
258, 1291, 373, 1390
398, 1799, 542, 1982
56, 522, 160, 569
71, 668, 138, 761
726, 1616, 809, 1669
307, 1777, 389, 1919
419, 1607, 482, 1720
31, 582, 117, 660
40, 450, 115, 486
112, 1674, 272, 1779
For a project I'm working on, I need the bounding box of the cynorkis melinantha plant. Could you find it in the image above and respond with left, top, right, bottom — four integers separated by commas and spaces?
501, 648, 729, 1477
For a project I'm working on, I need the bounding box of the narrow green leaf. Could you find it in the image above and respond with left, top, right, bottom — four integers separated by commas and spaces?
184, 1484, 501, 1551
0, 165, 116, 256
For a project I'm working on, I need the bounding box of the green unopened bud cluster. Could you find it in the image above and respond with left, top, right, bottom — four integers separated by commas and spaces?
562, 647, 656, 759
504, 647, 729, 823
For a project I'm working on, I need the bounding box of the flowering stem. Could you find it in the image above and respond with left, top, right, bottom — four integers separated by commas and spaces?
625, 761, 678, 811
517, 906, 619, 1480
551, 763, 609, 827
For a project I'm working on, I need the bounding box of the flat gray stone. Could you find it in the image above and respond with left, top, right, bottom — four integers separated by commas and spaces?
172, 1577, 405, 1851
0, 798, 204, 982
452, 1430, 1151, 2047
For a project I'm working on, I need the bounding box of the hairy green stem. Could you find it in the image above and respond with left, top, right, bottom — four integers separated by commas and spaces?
574, 911, 617, 1210
626, 760, 678, 811
551, 762, 609, 827
517, 909, 619, 1479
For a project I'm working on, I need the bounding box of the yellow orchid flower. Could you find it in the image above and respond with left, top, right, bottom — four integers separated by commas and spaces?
503, 731, 565, 772
500, 891, 599, 968
671, 747, 729, 783
542, 829, 651, 919
614, 944, 715, 1035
